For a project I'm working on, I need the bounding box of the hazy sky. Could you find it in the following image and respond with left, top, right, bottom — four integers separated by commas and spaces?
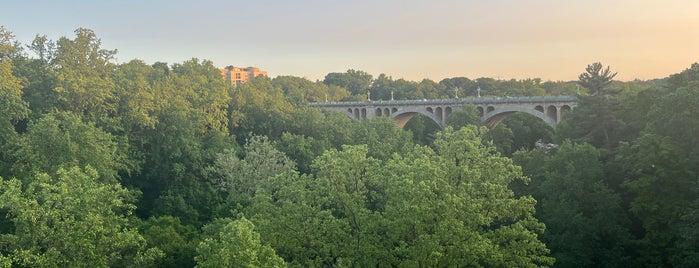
3, 0, 698, 81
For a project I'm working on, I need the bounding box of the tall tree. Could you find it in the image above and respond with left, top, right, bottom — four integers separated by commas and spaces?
0, 42, 29, 176
578, 62, 618, 96
53, 28, 118, 124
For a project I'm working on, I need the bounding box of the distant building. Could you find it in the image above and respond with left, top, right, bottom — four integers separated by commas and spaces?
220, 66, 268, 86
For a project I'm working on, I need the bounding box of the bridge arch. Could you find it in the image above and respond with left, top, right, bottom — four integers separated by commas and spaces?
390, 108, 443, 128
340, 109, 356, 119
482, 106, 557, 128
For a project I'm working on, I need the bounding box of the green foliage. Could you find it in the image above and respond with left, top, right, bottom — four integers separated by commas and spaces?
503, 113, 554, 153
14, 112, 133, 183
439, 77, 474, 97
557, 95, 626, 148
514, 142, 631, 267
403, 114, 441, 145
273, 76, 337, 105
0, 59, 28, 176
274, 132, 326, 174
577, 62, 618, 96
5, 25, 699, 268
206, 135, 295, 202
618, 63, 699, 267
139, 216, 200, 268
249, 127, 553, 267
196, 217, 285, 268
170, 58, 231, 134
230, 76, 294, 140
53, 28, 118, 123
0, 166, 162, 267
0, 60, 27, 125
445, 104, 481, 129
617, 134, 698, 267
350, 117, 414, 160
111, 60, 160, 131
0, 26, 20, 59
323, 69, 372, 95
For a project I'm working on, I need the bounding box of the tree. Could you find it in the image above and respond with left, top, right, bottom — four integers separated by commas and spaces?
272, 76, 329, 105
53, 28, 118, 124
349, 117, 413, 161
205, 135, 295, 203
15, 34, 59, 115
578, 62, 618, 96
403, 114, 441, 145
513, 142, 632, 267
170, 58, 231, 134
616, 63, 699, 267
556, 95, 625, 148
445, 104, 481, 129
139, 216, 200, 268
429, 126, 553, 267
0, 26, 20, 59
439, 77, 474, 98
0, 166, 162, 267
14, 112, 133, 183
230, 76, 294, 140
248, 127, 553, 267
195, 217, 285, 268
0, 52, 29, 177
322, 69, 372, 95
503, 113, 554, 153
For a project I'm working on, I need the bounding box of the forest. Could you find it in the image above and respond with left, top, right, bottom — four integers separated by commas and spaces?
1, 27, 698, 268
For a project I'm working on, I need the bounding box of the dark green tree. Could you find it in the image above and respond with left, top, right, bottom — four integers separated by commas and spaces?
578, 62, 618, 96
514, 142, 631, 267
139, 216, 200, 268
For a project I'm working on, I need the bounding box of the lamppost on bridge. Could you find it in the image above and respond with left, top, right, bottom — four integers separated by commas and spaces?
391, 90, 394, 101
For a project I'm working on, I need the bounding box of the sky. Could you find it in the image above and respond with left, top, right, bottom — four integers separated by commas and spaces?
2, 0, 698, 82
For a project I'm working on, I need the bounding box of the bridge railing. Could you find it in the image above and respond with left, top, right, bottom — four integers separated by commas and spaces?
310, 95, 578, 107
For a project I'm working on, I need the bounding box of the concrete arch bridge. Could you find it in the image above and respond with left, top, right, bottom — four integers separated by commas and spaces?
310, 96, 578, 128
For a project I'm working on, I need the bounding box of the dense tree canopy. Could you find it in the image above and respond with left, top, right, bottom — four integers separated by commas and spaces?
1, 25, 698, 268
0, 166, 162, 267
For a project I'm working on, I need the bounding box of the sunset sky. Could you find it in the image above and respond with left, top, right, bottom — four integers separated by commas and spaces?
3, 0, 698, 81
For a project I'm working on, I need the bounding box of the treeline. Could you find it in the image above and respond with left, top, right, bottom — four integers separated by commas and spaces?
0, 27, 697, 267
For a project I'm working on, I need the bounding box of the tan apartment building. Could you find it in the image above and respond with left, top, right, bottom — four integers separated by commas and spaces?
220, 66, 268, 86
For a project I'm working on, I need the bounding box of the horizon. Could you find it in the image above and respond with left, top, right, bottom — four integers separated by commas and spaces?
3, 0, 698, 82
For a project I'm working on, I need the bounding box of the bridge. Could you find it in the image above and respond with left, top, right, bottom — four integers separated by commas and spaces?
310, 96, 577, 128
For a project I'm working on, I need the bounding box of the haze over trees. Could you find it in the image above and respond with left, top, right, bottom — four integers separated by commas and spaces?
1, 26, 697, 267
